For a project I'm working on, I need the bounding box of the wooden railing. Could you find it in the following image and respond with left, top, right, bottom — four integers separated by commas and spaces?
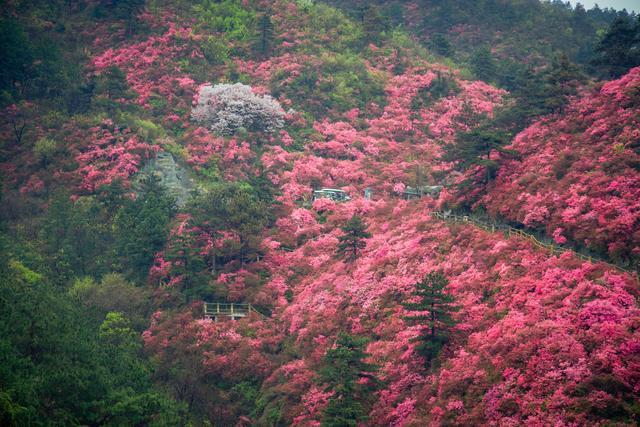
430, 211, 639, 282
203, 302, 267, 320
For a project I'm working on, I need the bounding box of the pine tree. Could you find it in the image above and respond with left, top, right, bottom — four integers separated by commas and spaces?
429, 33, 453, 57
470, 46, 497, 83
403, 271, 459, 367
190, 182, 272, 268
592, 14, 640, 78
336, 215, 371, 262
115, 174, 175, 281
543, 54, 585, 113
254, 13, 275, 58
319, 333, 378, 427
361, 5, 387, 45
92, 66, 136, 114
443, 122, 510, 185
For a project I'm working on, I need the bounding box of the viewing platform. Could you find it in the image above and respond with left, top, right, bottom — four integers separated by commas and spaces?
203, 302, 267, 321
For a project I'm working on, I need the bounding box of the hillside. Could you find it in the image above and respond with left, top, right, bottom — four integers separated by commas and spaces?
478, 68, 640, 266
0, 0, 639, 426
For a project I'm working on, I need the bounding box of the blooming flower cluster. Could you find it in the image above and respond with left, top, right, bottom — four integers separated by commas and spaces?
480, 67, 640, 262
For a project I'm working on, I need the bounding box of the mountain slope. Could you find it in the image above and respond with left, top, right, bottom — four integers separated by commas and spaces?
475, 67, 640, 267
0, 0, 639, 425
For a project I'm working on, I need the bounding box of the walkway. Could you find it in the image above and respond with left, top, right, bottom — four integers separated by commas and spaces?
431, 211, 639, 282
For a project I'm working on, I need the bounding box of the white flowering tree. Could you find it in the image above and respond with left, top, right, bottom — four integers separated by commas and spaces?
191, 83, 285, 135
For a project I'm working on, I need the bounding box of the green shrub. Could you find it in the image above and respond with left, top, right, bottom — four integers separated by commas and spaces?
273, 52, 386, 117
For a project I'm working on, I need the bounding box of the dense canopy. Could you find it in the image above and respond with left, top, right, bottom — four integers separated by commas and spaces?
0, 0, 639, 425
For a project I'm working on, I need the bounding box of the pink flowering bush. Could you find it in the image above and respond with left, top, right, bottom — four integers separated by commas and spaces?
257, 200, 640, 425
75, 120, 157, 192
92, 23, 197, 110
481, 68, 640, 263
15, 2, 633, 425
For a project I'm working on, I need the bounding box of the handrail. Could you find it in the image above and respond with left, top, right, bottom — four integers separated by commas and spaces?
203, 302, 268, 319
430, 211, 639, 282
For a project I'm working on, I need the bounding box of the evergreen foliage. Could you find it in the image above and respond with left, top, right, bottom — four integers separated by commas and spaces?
92, 66, 137, 114
0, 17, 80, 106
592, 14, 640, 78
470, 46, 497, 83
272, 52, 386, 117
40, 191, 118, 282
254, 13, 275, 57
115, 174, 175, 281
428, 32, 453, 56
402, 271, 459, 367
443, 118, 512, 185
0, 236, 182, 426
360, 5, 388, 44
411, 71, 460, 111
319, 333, 378, 427
445, 53, 585, 192
336, 215, 371, 261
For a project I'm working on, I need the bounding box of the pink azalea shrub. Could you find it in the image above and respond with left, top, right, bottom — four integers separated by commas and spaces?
481, 67, 640, 262
75, 120, 157, 192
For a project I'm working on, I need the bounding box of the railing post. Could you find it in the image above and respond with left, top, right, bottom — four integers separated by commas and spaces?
216, 303, 220, 314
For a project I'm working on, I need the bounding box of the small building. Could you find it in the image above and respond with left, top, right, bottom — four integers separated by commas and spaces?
313, 188, 351, 202
403, 185, 443, 200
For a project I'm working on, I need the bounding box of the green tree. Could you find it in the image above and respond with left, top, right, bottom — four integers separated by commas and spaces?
470, 46, 497, 82
0, 18, 76, 105
336, 215, 371, 262
201, 36, 230, 66
497, 67, 554, 130
115, 174, 175, 281
319, 333, 378, 427
0, 18, 32, 103
96, 311, 183, 425
592, 14, 640, 78
71, 274, 151, 330
361, 5, 388, 44
443, 121, 511, 185
428, 32, 453, 57
40, 191, 118, 282
254, 13, 275, 57
411, 71, 459, 111
194, 0, 256, 43
0, 236, 182, 425
190, 182, 271, 268
163, 223, 209, 301
92, 65, 137, 114
274, 52, 385, 118
33, 137, 57, 168
93, 0, 146, 35
543, 54, 585, 113
491, 56, 585, 136
403, 271, 459, 367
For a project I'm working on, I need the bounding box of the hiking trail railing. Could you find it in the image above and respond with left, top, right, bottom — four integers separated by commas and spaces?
203, 302, 268, 320
430, 211, 639, 283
